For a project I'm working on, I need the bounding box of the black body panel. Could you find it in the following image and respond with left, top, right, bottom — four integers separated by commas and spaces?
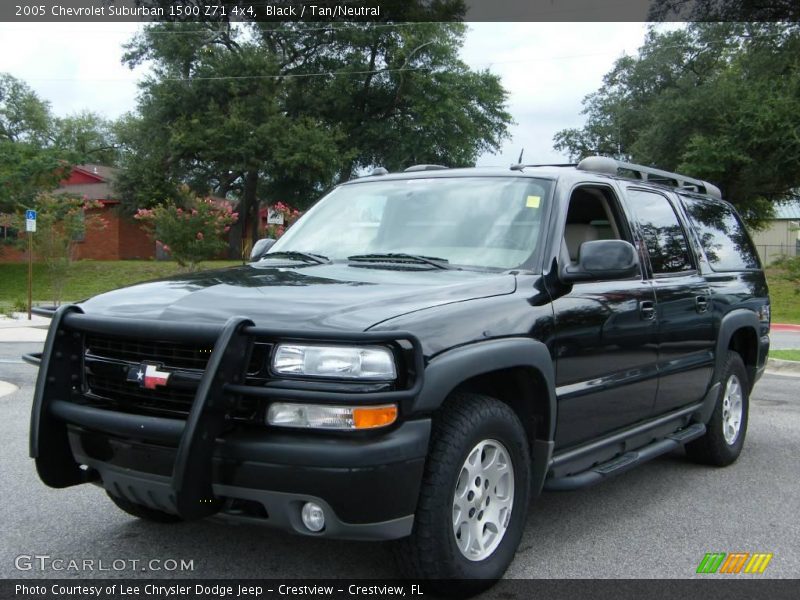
550, 278, 658, 447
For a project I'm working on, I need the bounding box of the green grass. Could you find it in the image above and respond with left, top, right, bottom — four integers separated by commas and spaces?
0, 260, 241, 309
765, 268, 800, 325
769, 349, 800, 362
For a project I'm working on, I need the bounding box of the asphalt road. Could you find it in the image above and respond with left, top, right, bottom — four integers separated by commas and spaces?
1, 340, 798, 581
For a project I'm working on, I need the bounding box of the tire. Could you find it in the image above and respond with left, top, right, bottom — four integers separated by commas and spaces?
686, 351, 749, 466
106, 492, 183, 524
394, 393, 531, 595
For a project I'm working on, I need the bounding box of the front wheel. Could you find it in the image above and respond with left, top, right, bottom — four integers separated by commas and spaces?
686, 351, 749, 466
394, 393, 531, 595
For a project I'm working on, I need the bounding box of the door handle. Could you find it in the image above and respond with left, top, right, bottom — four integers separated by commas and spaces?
695, 295, 709, 313
640, 300, 656, 321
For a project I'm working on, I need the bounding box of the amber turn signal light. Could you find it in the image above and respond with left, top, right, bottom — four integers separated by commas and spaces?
353, 405, 398, 429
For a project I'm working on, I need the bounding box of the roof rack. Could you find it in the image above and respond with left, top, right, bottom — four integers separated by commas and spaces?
404, 164, 448, 172
576, 156, 722, 199
510, 163, 577, 171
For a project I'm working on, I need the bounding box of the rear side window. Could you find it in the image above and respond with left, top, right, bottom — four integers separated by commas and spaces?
681, 197, 760, 271
628, 188, 694, 274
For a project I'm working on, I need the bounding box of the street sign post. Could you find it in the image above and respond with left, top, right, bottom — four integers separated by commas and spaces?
25, 209, 37, 232
25, 210, 36, 320
267, 207, 285, 225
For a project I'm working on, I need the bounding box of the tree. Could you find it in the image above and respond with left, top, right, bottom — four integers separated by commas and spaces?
553, 23, 800, 227
52, 111, 120, 166
115, 8, 511, 255
0, 73, 52, 143
648, 0, 800, 21
0, 140, 67, 213
265, 21, 511, 181
115, 27, 346, 254
1, 73, 122, 212
0, 74, 65, 211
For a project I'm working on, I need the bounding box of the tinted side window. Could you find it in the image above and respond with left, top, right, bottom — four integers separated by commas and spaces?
628, 189, 694, 274
681, 197, 760, 271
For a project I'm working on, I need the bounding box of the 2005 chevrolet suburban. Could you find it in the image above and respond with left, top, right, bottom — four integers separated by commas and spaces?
29, 156, 770, 593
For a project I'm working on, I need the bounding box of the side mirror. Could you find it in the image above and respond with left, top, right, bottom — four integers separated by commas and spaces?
560, 239, 640, 283
250, 238, 276, 262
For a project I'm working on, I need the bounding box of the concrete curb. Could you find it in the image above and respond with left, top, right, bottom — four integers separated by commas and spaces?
0, 313, 51, 329
0, 328, 48, 343
0, 381, 19, 398
0, 312, 51, 342
766, 358, 800, 378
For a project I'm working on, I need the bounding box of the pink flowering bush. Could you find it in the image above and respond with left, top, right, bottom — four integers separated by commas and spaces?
264, 201, 302, 239
135, 194, 238, 270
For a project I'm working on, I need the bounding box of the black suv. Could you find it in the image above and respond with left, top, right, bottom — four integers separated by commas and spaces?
29, 157, 770, 592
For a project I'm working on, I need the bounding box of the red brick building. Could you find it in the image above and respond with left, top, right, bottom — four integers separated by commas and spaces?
0, 164, 155, 262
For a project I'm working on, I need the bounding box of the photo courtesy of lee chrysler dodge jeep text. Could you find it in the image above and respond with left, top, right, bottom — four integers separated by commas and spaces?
28, 157, 770, 595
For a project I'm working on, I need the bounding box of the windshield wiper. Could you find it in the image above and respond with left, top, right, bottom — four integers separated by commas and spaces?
261, 251, 330, 265
348, 253, 451, 270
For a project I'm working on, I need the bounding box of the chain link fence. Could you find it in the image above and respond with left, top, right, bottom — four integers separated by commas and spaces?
756, 243, 800, 265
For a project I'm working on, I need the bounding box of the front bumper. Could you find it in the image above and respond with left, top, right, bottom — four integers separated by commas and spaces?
30, 306, 428, 540
67, 418, 430, 539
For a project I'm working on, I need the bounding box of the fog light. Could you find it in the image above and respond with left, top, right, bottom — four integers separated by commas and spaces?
301, 502, 325, 532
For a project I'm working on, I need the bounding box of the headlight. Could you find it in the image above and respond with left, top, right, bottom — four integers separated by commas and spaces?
272, 344, 397, 380
758, 304, 771, 323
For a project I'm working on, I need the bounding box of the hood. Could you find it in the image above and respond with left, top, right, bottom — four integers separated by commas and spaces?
80, 263, 517, 331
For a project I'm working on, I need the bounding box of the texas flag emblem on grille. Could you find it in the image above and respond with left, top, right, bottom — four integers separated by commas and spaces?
127, 363, 171, 389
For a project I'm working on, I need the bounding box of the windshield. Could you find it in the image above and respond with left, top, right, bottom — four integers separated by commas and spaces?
268, 177, 551, 270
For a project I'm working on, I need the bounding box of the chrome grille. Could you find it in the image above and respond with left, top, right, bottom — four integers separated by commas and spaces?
85, 374, 202, 419
81, 335, 269, 420
85, 335, 214, 371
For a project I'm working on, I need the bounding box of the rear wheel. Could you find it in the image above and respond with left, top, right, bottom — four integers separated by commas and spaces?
106, 492, 183, 524
686, 351, 749, 466
394, 393, 531, 595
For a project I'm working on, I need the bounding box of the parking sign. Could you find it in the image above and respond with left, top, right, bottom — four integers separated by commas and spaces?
25, 209, 37, 233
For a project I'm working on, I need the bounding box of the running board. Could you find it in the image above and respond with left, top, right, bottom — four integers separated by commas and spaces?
543, 423, 706, 491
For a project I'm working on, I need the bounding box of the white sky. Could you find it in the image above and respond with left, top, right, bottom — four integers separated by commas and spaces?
0, 22, 653, 166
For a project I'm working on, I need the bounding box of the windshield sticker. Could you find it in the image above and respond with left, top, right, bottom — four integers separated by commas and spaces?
526, 195, 541, 208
